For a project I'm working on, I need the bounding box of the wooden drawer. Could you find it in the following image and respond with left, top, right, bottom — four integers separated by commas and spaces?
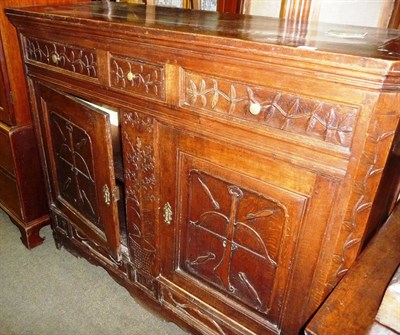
109, 54, 166, 101
0, 123, 15, 176
24, 37, 98, 78
180, 70, 359, 149
0, 167, 21, 219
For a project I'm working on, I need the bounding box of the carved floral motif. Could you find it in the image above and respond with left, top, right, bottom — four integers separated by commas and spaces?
25, 37, 97, 77
122, 111, 158, 284
328, 118, 396, 287
110, 56, 165, 100
183, 71, 358, 147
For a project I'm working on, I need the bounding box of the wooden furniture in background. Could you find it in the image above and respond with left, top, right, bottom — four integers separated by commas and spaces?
7, 3, 400, 334
305, 203, 400, 335
0, 0, 86, 248
387, 0, 400, 28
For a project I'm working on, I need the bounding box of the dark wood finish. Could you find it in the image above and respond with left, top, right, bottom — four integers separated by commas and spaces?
217, 0, 242, 13
6, 3, 400, 334
0, 39, 13, 125
305, 203, 400, 335
0, 124, 14, 174
0, 0, 86, 248
389, 0, 400, 28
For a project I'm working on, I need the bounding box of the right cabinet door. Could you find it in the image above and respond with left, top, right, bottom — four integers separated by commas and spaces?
158, 123, 338, 334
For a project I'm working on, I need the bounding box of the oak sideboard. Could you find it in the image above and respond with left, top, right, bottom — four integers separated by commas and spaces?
6, 2, 400, 334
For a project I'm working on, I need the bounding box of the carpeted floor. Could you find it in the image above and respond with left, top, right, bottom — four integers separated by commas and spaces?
0, 209, 189, 335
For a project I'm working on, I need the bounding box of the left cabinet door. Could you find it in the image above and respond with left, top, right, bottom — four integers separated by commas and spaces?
35, 83, 121, 260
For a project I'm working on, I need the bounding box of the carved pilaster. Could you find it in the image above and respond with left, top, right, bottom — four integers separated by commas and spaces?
122, 111, 159, 292
328, 96, 400, 288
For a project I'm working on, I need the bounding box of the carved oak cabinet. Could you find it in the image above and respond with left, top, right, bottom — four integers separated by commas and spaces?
7, 3, 400, 334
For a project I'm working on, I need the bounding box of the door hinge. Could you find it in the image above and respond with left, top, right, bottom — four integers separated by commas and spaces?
103, 184, 120, 207
163, 202, 173, 225
112, 186, 120, 202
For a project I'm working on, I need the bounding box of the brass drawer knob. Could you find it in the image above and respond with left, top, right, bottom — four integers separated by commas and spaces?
126, 72, 136, 81
249, 102, 262, 115
51, 54, 60, 63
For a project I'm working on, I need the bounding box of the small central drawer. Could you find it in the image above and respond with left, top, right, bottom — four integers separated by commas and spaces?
109, 54, 166, 101
24, 37, 98, 78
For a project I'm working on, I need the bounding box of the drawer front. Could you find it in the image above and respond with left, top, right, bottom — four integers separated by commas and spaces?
109, 54, 166, 101
0, 168, 21, 219
24, 37, 98, 78
0, 124, 15, 176
181, 70, 359, 149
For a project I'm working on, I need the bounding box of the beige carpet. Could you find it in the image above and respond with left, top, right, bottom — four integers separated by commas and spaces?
0, 209, 189, 335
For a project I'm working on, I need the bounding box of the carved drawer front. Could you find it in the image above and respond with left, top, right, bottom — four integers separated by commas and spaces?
24, 37, 98, 78
182, 70, 359, 148
109, 55, 165, 101
0, 124, 14, 176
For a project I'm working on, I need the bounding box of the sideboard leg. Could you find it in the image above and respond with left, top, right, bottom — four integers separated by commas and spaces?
10, 216, 49, 249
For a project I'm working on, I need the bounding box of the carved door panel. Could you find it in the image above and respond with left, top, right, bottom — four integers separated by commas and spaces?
159, 124, 316, 332
35, 83, 121, 260
0, 39, 12, 125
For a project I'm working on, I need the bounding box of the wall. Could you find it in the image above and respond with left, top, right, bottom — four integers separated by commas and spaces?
248, 0, 395, 28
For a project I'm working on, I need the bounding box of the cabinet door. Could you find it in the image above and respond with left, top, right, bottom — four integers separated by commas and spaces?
36, 83, 121, 260
158, 124, 336, 334
0, 40, 12, 125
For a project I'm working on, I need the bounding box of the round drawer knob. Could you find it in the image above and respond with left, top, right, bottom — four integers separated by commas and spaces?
249, 102, 262, 115
126, 72, 136, 81
51, 54, 59, 63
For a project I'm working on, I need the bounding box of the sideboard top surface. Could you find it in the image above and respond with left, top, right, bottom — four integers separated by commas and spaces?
6, 2, 400, 74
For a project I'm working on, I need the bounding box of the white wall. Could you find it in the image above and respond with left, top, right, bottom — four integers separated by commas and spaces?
249, 0, 281, 18
248, 0, 394, 27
